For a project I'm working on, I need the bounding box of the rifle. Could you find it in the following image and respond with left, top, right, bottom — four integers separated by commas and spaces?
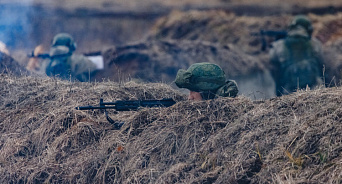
251, 30, 287, 51
27, 52, 71, 59
27, 51, 102, 59
76, 98, 176, 129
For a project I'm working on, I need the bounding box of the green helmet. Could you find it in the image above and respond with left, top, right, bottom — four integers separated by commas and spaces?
174, 62, 226, 92
288, 15, 313, 37
51, 33, 77, 52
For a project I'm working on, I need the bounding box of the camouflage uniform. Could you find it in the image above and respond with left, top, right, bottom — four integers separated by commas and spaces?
43, 33, 97, 82
174, 62, 238, 99
269, 15, 324, 96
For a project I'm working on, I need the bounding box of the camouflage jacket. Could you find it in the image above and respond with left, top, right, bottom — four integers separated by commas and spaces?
269, 36, 324, 96
43, 54, 97, 82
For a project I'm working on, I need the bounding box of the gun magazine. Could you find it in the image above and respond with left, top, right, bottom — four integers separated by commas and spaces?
104, 110, 124, 130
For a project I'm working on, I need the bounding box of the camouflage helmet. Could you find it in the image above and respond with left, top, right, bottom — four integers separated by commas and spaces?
288, 15, 313, 37
174, 62, 226, 92
51, 33, 77, 52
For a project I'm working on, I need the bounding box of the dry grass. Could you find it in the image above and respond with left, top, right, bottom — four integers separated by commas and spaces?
148, 10, 293, 55
148, 10, 342, 86
0, 73, 185, 183
0, 52, 28, 76
99, 39, 265, 83
0, 73, 341, 183
149, 10, 342, 53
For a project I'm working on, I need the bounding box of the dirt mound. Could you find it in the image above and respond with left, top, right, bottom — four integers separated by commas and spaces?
122, 87, 342, 183
0, 52, 27, 76
0, 74, 185, 183
148, 10, 292, 55
0, 74, 341, 183
149, 10, 342, 53
313, 13, 342, 45
148, 10, 342, 84
97, 39, 265, 82
149, 10, 342, 52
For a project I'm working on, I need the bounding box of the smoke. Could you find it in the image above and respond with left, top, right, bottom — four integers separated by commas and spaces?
0, 1, 34, 49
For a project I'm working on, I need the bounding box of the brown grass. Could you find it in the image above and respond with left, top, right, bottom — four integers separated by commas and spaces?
99, 39, 265, 83
0, 74, 341, 183
0, 52, 28, 76
147, 10, 342, 86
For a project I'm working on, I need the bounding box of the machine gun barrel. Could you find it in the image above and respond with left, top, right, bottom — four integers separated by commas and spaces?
75, 98, 176, 111
75, 98, 176, 129
250, 29, 287, 51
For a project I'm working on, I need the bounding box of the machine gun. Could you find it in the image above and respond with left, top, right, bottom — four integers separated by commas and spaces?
251, 30, 287, 51
27, 51, 102, 59
27, 52, 71, 59
76, 98, 177, 129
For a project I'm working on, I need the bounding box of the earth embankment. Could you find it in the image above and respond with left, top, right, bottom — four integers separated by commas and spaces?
0, 74, 341, 183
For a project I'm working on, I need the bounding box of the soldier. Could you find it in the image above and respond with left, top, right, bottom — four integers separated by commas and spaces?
42, 33, 97, 82
174, 62, 238, 100
269, 15, 324, 96
27, 44, 45, 72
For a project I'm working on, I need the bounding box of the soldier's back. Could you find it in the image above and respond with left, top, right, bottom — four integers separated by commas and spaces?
70, 54, 97, 82
270, 36, 323, 95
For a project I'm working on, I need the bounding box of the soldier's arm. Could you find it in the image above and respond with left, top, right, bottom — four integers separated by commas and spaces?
311, 39, 325, 70
225, 80, 239, 97
215, 80, 239, 98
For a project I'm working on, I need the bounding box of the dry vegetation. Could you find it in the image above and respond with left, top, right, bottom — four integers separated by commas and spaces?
0, 52, 27, 76
98, 39, 265, 82
149, 10, 293, 55
0, 73, 341, 183
148, 10, 342, 84
1, 1, 342, 183
149, 11, 342, 54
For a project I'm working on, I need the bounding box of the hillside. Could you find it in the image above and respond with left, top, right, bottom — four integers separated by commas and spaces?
0, 74, 341, 183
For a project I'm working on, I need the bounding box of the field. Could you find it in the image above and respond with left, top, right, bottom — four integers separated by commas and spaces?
0, 0, 342, 183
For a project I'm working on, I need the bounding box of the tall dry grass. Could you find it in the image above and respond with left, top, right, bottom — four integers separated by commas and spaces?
0, 74, 341, 183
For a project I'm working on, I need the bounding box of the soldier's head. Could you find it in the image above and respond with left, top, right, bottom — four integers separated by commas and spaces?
51, 33, 77, 52
288, 15, 313, 38
174, 62, 226, 101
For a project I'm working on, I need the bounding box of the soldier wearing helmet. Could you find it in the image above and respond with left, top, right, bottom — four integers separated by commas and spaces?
174, 62, 238, 100
42, 33, 97, 82
269, 15, 324, 96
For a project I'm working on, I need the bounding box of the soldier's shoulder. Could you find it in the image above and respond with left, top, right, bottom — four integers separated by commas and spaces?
269, 39, 286, 56
270, 39, 285, 48
71, 54, 97, 71
71, 54, 91, 61
309, 38, 323, 54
